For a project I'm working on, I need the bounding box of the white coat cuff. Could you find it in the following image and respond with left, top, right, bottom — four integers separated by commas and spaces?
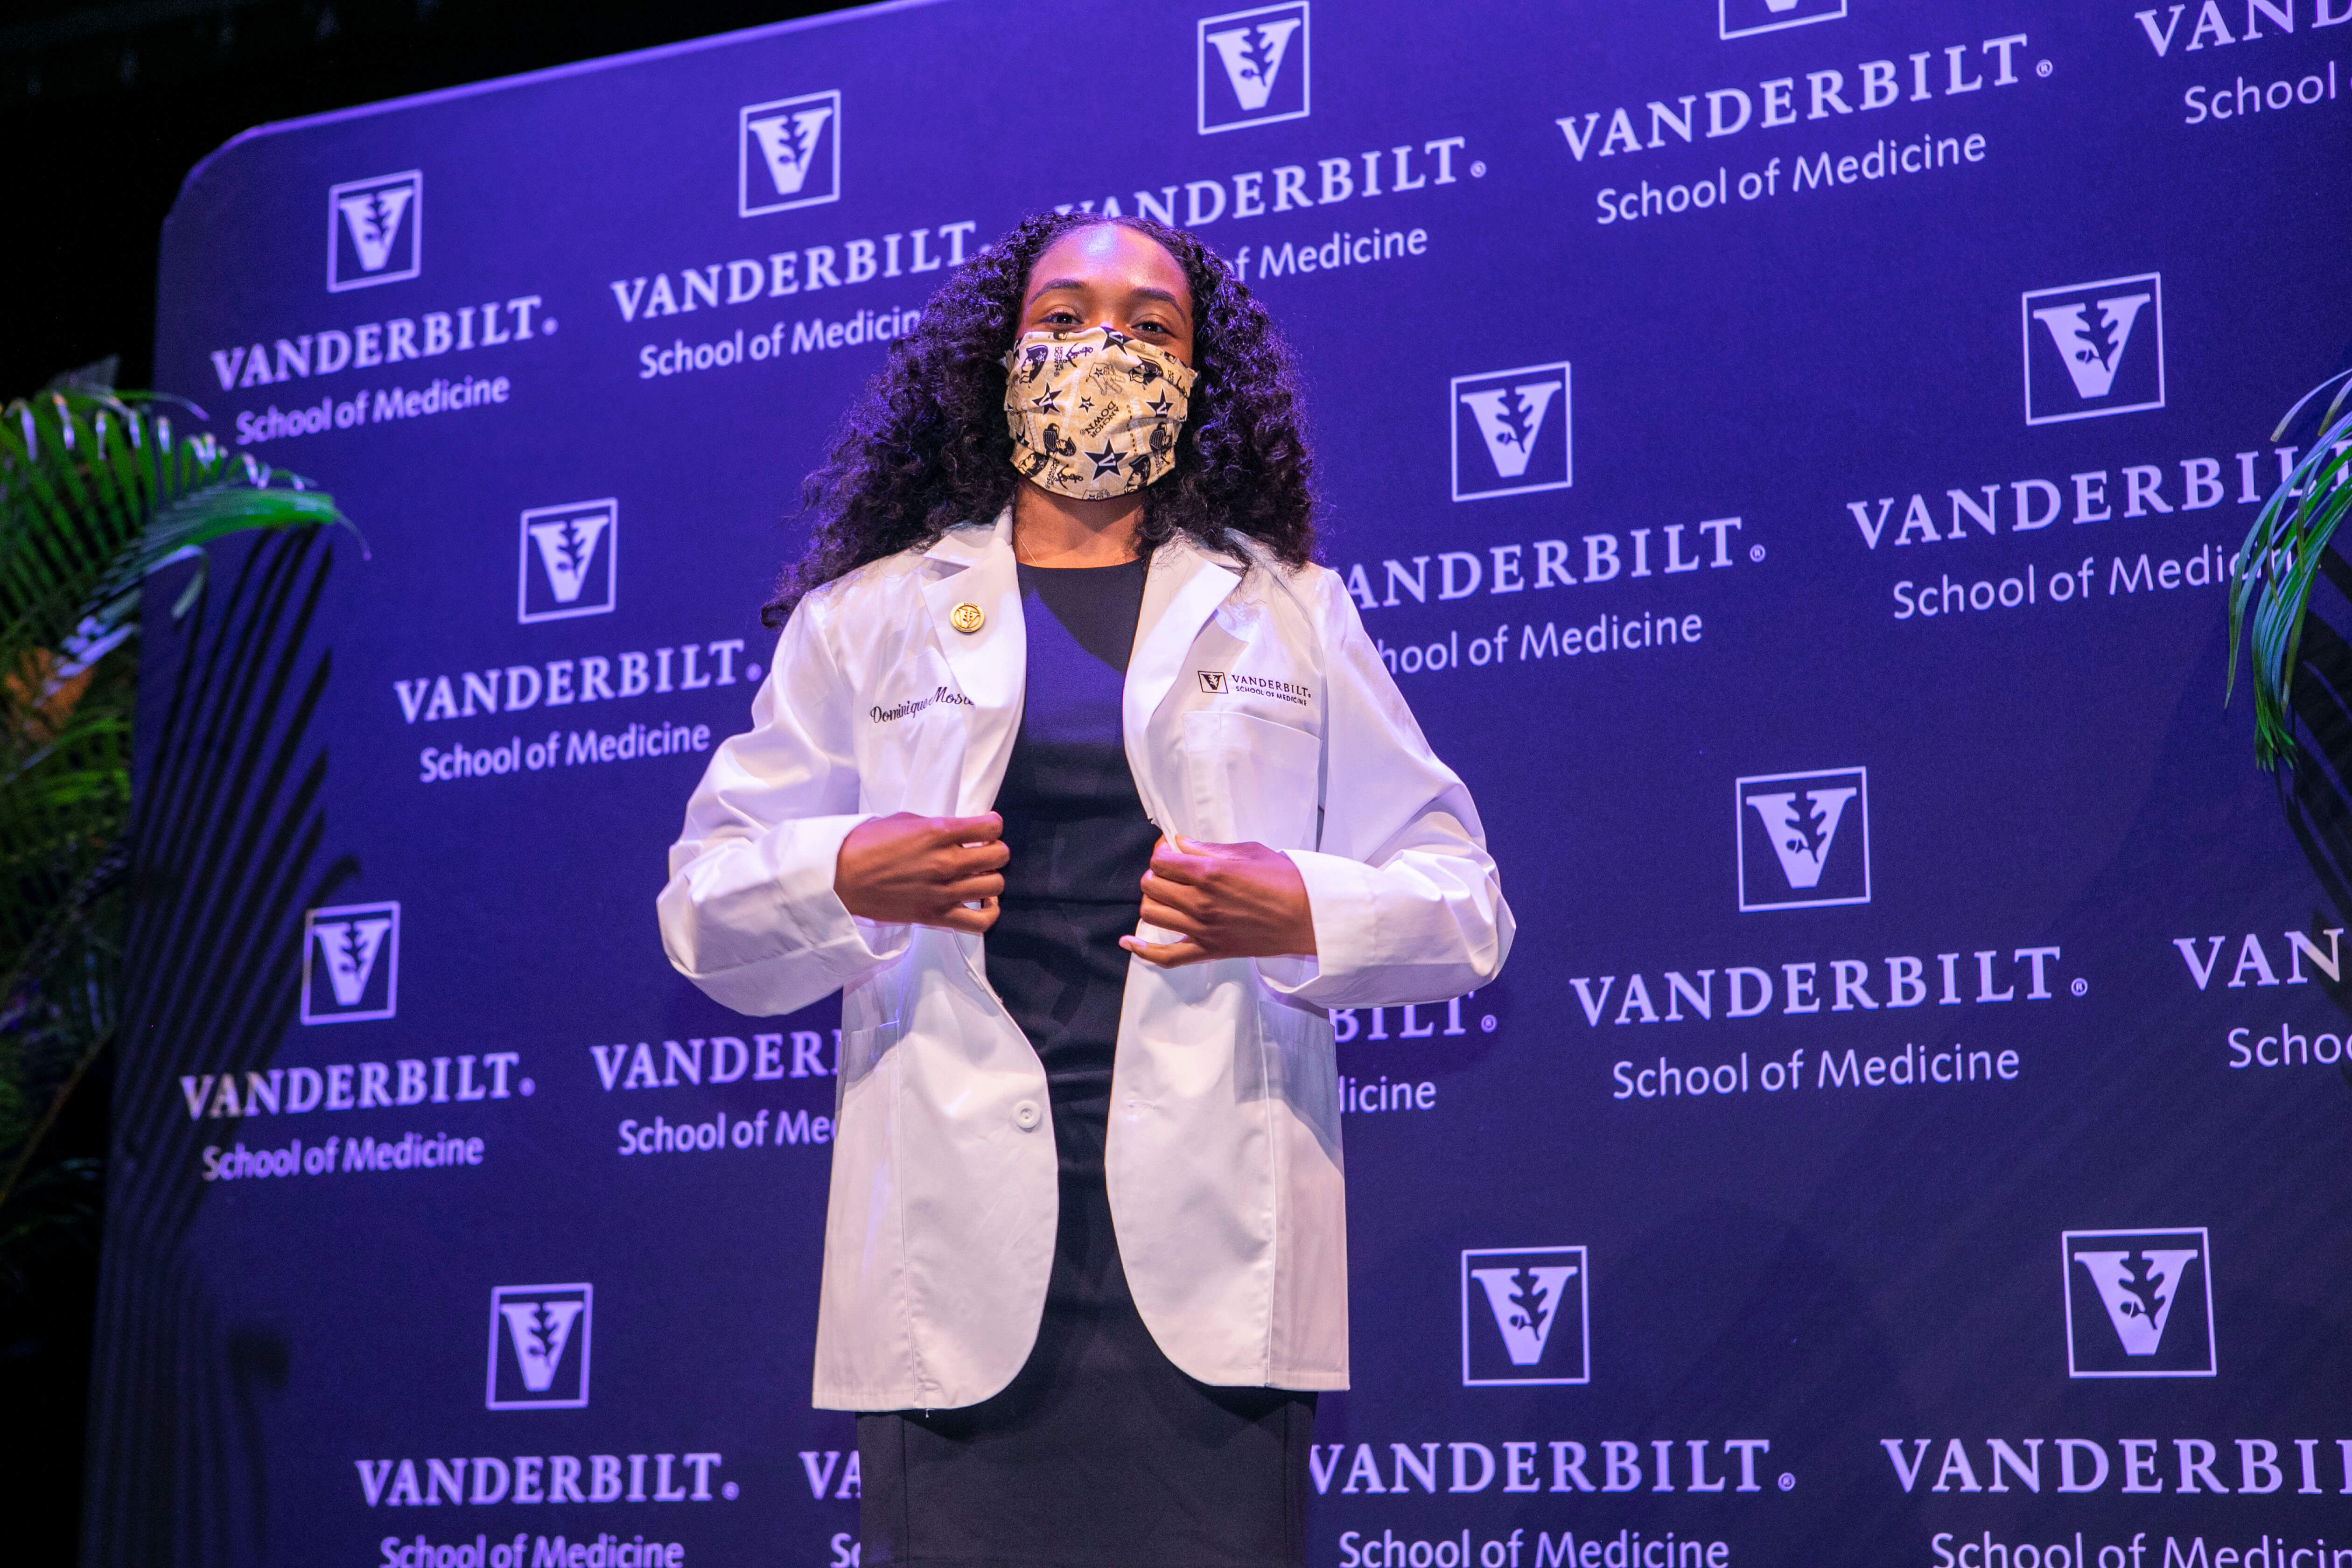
1261, 850, 1381, 999
661, 813, 910, 1013
773, 813, 914, 970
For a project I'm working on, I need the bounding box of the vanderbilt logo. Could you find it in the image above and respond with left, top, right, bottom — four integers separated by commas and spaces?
328, 170, 422, 293
1736, 767, 1869, 912
1198, 3, 1309, 134
740, 89, 842, 217
1452, 363, 1572, 501
488, 1283, 593, 1409
2063, 1229, 2215, 1378
2022, 273, 2165, 426
1461, 1246, 1590, 1386
1197, 669, 1313, 707
301, 902, 400, 1024
518, 500, 618, 624
1719, 0, 1847, 40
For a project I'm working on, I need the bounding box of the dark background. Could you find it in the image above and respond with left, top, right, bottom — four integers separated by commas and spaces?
1, 0, 861, 397
0, 5, 852, 1558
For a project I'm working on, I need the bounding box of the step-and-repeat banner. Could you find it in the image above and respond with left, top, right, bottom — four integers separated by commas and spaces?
92, 1, 2352, 1563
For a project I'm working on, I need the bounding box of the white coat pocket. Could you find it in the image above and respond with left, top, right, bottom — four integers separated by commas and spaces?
1179, 710, 1322, 850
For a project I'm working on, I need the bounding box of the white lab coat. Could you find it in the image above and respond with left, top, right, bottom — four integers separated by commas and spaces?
658, 506, 1512, 1410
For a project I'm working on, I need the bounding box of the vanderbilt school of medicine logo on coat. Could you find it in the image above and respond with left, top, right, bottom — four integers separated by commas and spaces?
1462, 1246, 1590, 1386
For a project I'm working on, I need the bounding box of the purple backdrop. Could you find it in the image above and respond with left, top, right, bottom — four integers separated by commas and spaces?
91, 2, 2352, 1565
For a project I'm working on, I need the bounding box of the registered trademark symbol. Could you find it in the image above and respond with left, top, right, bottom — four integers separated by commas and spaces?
1778, 1473, 1796, 1491
1481, 1014, 1498, 1033
2071, 977, 2088, 997
722, 1482, 740, 1500
520, 1078, 536, 1096
1749, 544, 1766, 562
2036, 58, 2053, 77
1470, 160, 1487, 177
543, 317, 559, 332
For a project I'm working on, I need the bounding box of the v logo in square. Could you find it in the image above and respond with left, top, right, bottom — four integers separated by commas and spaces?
488, 1283, 593, 1409
301, 902, 399, 1023
328, 171, 422, 292
741, 89, 842, 216
518, 500, 618, 624
1463, 1246, 1590, 1386
2063, 1228, 2215, 1378
2023, 273, 2164, 425
1452, 363, 1571, 501
1199, 4, 1309, 133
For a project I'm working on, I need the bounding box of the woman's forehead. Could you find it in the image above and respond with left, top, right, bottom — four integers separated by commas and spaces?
1028, 225, 1189, 299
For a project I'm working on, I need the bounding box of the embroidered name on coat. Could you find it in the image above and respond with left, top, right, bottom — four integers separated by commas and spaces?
870, 686, 974, 724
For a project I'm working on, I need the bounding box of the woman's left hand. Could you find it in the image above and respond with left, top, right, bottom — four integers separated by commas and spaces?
1122, 834, 1318, 968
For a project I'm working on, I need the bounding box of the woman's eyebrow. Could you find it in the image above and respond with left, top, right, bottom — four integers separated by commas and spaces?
1130, 286, 1190, 318
1024, 279, 1189, 321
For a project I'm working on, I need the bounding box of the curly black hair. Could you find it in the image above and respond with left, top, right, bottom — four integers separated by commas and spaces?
762, 210, 1315, 625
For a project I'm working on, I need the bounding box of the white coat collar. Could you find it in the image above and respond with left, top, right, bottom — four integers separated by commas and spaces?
918, 505, 1244, 825
919, 507, 1023, 707
1124, 532, 1241, 828
919, 508, 1025, 812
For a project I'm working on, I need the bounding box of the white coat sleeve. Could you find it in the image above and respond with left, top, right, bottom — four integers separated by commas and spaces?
656, 598, 909, 1016
1265, 573, 1515, 1008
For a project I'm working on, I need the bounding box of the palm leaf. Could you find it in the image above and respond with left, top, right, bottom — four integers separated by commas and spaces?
0, 666, 133, 964
0, 383, 359, 1218
0, 390, 360, 698
2228, 369, 2352, 772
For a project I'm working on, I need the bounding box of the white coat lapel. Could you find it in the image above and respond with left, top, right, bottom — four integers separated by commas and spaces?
1124, 534, 1241, 829
919, 507, 1025, 813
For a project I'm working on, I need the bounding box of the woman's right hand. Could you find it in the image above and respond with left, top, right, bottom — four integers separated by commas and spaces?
833, 812, 1008, 932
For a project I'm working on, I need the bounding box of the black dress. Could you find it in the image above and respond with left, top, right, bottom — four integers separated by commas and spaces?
857, 558, 1317, 1568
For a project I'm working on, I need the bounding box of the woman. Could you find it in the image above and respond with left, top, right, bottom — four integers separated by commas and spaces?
658, 211, 1512, 1567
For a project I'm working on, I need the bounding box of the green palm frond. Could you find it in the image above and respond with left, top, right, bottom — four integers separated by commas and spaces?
2228, 369, 2352, 772
0, 383, 359, 1220
0, 388, 360, 692
2, 387, 358, 967
0, 659, 132, 969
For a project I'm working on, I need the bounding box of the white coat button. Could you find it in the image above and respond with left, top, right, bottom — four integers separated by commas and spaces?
1013, 1100, 1042, 1131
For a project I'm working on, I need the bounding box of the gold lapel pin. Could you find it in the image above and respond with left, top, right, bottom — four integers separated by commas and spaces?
949, 602, 985, 634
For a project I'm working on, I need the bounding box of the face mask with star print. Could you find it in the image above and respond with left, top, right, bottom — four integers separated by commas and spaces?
1001, 325, 1198, 501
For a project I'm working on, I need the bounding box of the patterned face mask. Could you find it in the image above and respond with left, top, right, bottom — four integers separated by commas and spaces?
1001, 325, 1198, 500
